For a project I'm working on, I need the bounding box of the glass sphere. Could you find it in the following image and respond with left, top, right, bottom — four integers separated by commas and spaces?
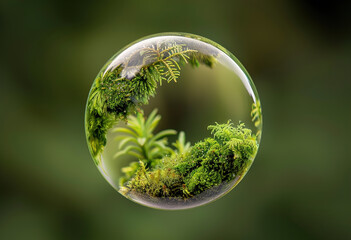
85, 33, 262, 210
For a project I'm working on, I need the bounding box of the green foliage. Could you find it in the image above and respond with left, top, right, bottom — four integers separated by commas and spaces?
172, 131, 191, 155
251, 101, 262, 139
86, 41, 217, 165
115, 110, 192, 186
178, 138, 230, 194
119, 161, 140, 186
179, 122, 257, 195
139, 42, 199, 83
85, 79, 116, 165
126, 161, 190, 198
188, 52, 217, 68
113, 109, 176, 166
122, 120, 258, 198
86, 65, 158, 164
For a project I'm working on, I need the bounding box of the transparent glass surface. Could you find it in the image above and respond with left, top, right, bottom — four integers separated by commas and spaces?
85, 33, 262, 210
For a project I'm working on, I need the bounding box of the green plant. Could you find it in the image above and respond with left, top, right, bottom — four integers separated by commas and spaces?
113, 109, 176, 165
172, 131, 191, 155
125, 161, 190, 198
119, 114, 258, 198
119, 161, 140, 186
86, 41, 217, 165
251, 101, 262, 139
115, 109, 192, 185
174, 121, 257, 195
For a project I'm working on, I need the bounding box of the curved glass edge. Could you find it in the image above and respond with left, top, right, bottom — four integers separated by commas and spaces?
84, 32, 263, 208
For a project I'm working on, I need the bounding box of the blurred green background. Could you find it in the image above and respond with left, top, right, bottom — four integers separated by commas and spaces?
1, 0, 350, 239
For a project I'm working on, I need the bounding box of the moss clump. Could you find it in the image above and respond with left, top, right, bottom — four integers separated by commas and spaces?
86, 66, 159, 164
124, 161, 191, 198
178, 122, 257, 195
119, 113, 258, 199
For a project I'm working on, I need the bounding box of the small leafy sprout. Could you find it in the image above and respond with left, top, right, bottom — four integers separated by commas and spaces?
113, 109, 176, 165
172, 131, 191, 155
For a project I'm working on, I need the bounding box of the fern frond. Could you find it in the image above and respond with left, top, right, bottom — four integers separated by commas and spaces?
159, 59, 181, 82
163, 49, 197, 61
147, 42, 198, 83
159, 43, 185, 55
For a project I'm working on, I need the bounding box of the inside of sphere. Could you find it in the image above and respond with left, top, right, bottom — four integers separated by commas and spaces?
85, 34, 262, 209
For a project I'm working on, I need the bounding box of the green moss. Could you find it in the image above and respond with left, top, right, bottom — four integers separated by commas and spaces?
86, 42, 217, 165
120, 118, 258, 198
126, 161, 189, 198
85, 40, 259, 198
